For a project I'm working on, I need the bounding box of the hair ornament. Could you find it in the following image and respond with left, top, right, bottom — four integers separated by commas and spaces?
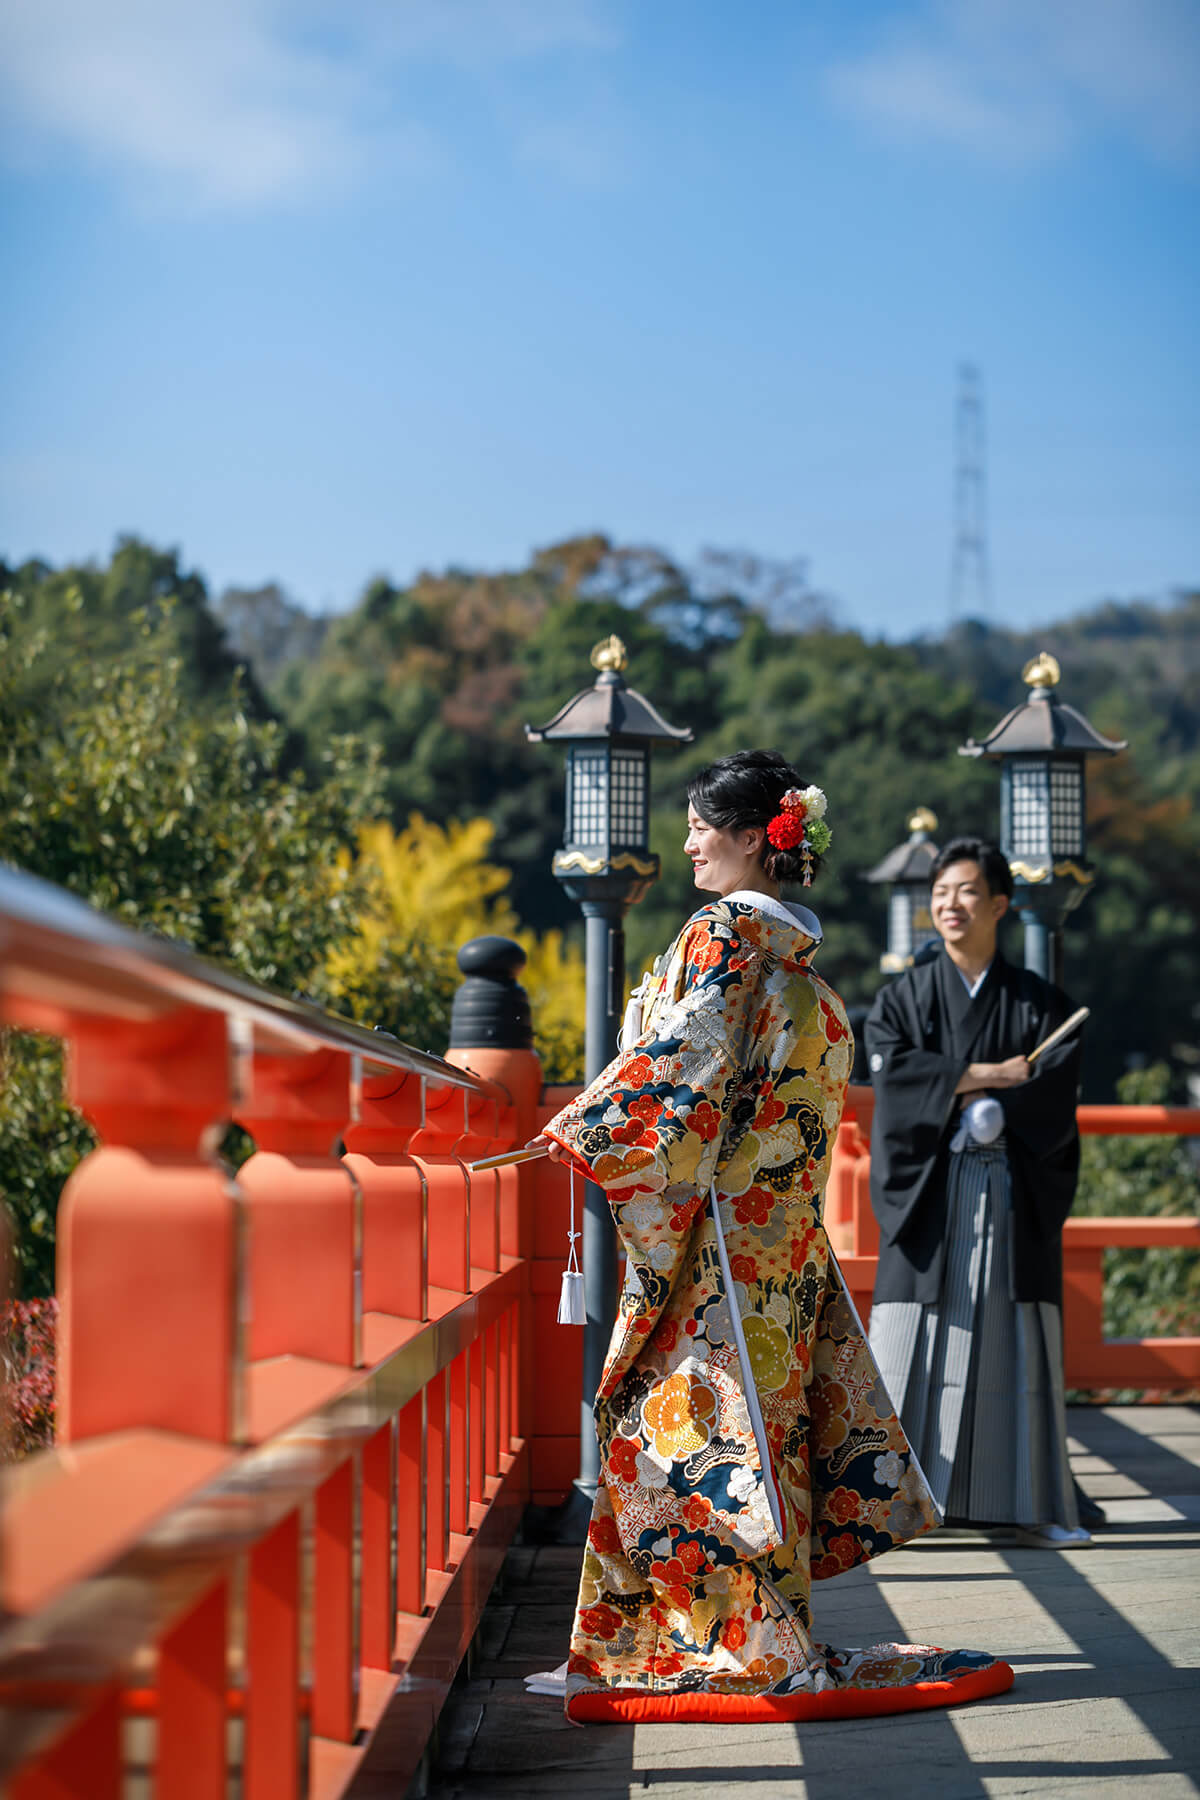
767, 811, 806, 850
766, 784, 831, 885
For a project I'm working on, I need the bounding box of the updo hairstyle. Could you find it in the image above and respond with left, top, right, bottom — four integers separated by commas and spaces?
686, 749, 827, 887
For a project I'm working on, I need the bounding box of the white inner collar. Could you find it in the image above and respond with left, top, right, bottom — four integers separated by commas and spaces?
955, 958, 993, 999
723, 889, 822, 942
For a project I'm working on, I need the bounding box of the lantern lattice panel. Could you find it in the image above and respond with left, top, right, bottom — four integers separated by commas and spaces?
888, 892, 913, 959
1007, 763, 1050, 858
569, 748, 609, 845
567, 746, 649, 851
1050, 762, 1083, 856
610, 749, 647, 847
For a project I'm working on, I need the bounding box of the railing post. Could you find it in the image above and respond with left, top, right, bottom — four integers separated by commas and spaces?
828, 1084, 873, 1243
156, 1578, 228, 1800
409, 1082, 471, 1314
236, 1046, 362, 1373
445, 938, 542, 1467
235, 1044, 363, 1753
10, 1687, 123, 1800
459, 1088, 501, 1284
343, 1068, 428, 1339
1062, 1233, 1106, 1389
57, 1009, 241, 1445
244, 1511, 302, 1800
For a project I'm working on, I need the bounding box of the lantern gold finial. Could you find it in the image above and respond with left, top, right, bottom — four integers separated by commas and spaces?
590, 634, 628, 673
908, 807, 938, 834
1022, 651, 1061, 690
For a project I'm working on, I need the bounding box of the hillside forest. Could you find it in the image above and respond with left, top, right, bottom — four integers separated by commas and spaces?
1, 533, 1198, 1325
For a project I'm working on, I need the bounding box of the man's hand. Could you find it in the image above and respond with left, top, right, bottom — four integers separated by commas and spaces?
991, 1055, 1032, 1087
956, 1055, 1032, 1095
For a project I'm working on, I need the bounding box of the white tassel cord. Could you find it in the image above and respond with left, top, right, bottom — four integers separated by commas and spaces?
557, 1164, 586, 1325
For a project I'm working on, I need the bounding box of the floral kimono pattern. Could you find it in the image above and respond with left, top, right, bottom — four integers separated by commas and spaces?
544, 900, 1012, 1717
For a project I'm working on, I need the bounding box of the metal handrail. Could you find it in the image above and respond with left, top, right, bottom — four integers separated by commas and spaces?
0, 862, 484, 1092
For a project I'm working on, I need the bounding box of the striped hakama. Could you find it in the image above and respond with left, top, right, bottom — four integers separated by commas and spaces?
868, 1139, 1079, 1530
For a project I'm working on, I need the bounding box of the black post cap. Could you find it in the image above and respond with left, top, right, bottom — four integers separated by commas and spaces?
449, 935, 534, 1050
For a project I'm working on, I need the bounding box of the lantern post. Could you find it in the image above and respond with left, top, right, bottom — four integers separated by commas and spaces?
864, 808, 941, 973
526, 635, 692, 1534
958, 653, 1125, 985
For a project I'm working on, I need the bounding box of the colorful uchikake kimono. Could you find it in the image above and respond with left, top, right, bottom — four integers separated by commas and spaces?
543, 895, 1014, 1724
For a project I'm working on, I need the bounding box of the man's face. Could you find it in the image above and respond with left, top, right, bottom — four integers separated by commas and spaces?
930, 859, 1008, 957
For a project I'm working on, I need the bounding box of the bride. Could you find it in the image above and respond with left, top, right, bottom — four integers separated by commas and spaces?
532, 749, 1013, 1722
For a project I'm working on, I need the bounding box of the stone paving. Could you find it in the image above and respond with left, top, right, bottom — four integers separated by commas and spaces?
416, 1406, 1200, 1800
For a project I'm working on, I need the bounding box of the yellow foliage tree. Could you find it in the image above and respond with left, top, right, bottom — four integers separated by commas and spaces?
326, 815, 585, 1080
515, 926, 587, 1085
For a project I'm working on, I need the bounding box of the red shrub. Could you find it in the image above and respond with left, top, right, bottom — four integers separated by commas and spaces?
2, 1297, 57, 1458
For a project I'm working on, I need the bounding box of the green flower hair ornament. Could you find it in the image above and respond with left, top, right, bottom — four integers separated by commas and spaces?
806, 818, 832, 855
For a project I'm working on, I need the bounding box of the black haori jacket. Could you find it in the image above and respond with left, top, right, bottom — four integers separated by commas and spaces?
865, 948, 1082, 1307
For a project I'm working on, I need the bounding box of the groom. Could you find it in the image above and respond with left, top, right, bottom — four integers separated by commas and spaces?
864, 836, 1098, 1545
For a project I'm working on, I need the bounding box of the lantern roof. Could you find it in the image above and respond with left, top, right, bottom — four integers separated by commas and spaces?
525, 635, 693, 746
958, 652, 1127, 761
865, 808, 940, 884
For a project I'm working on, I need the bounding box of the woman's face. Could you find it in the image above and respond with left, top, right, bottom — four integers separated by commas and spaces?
684, 805, 764, 897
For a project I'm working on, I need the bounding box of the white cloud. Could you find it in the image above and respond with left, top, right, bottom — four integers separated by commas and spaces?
517, 100, 633, 189
828, 44, 1065, 165
0, 0, 621, 210
345, 0, 620, 63
826, 0, 1200, 168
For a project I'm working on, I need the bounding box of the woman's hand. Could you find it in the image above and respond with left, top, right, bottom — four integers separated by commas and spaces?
526, 1133, 566, 1164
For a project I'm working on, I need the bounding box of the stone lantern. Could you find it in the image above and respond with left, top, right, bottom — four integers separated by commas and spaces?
959, 652, 1126, 983
527, 634, 692, 1073
865, 808, 941, 973
526, 634, 692, 1536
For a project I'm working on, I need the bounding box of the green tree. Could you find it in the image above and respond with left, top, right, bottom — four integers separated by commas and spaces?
0, 590, 379, 987
0, 536, 274, 718
1075, 1064, 1200, 1341
216, 581, 330, 692
10, 539, 1198, 1109
0, 591, 384, 1295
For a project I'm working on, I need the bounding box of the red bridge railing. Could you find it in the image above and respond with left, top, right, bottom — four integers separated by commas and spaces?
0, 865, 568, 1798
827, 1087, 1200, 1389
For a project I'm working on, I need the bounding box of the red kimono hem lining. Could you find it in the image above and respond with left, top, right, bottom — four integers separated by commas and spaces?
566, 1660, 1015, 1723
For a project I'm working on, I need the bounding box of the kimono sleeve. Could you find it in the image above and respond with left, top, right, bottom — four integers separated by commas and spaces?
1000, 983, 1083, 1234
542, 910, 760, 1213
865, 973, 963, 1246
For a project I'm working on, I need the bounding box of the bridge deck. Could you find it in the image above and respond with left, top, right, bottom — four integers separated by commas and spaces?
358, 1404, 1200, 1799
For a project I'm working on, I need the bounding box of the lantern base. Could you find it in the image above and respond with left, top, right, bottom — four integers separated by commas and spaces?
552, 850, 660, 910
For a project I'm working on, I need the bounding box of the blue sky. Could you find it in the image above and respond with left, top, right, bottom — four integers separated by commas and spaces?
2, 0, 1197, 638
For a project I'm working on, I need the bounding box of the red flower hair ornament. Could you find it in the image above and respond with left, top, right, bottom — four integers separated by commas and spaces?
764, 785, 831, 885
766, 811, 805, 850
